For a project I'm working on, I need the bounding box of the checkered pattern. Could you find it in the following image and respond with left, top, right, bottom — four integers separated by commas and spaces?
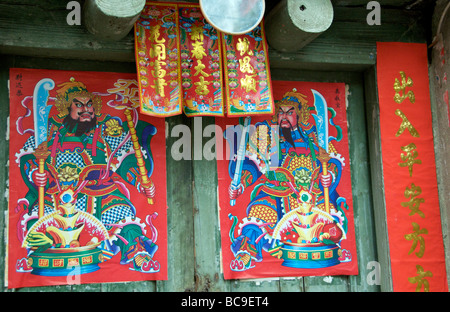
104, 128, 129, 152
75, 194, 88, 212
23, 136, 36, 150
101, 204, 135, 228
31, 203, 54, 215
55, 151, 86, 168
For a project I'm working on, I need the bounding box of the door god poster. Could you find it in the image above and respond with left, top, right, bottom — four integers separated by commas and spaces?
217, 81, 358, 279
8, 68, 167, 288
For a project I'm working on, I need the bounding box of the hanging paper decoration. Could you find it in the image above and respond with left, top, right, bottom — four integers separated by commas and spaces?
178, 4, 225, 117
216, 81, 358, 279
222, 23, 274, 116
135, 2, 182, 117
376, 42, 448, 292
8, 68, 167, 288
134, 1, 273, 118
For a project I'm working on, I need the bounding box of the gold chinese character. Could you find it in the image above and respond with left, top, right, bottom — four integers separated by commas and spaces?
149, 43, 166, 61
240, 74, 257, 92
401, 183, 425, 218
394, 71, 415, 104
194, 76, 210, 95
236, 37, 252, 56
398, 143, 422, 177
239, 56, 254, 74
150, 60, 167, 79
194, 59, 209, 77
151, 77, 167, 97
190, 25, 204, 42
408, 265, 432, 292
405, 222, 428, 258
149, 25, 166, 44
191, 41, 207, 60
395, 109, 419, 137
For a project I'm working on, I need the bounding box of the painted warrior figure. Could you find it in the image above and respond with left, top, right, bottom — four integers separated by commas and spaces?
226, 89, 348, 271
16, 78, 158, 272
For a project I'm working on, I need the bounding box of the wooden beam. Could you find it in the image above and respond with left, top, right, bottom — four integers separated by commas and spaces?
0, 1, 427, 71
265, 0, 334, 52
83, 0, 146, 41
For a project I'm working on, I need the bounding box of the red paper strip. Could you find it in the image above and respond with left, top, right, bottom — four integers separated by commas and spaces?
135, 2, 182, 117
376, 42, 448, 292
216, 81, 358, 279
178, 4, 225, 117
8, 68, 167, 288
222, 23, 275, 116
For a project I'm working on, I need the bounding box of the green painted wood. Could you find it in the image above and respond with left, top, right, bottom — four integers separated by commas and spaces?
0, 1, 428, 71
344, 73, 380, 292
268, 6, 427, 71
332, 0, 434, 7
0, 56, 10, 291
363, 66, 393, 292
269, 68, 380, 292
157, 114, 196, 292
191, 116, 230, 292
0, 58, 380, 293
430, 0, 450, 291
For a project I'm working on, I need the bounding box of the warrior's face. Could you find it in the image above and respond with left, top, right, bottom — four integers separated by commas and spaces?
70, 96, 95, 123
277, 105, 298, 130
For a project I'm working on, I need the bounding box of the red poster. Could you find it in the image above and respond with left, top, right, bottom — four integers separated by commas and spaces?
377, 42, 448, 291
216, 81, 358, 279
8, 68, 167, 288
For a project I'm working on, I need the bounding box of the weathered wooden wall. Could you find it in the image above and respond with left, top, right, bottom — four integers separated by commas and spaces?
429, 0, 450, 289
0, 0, 438, 292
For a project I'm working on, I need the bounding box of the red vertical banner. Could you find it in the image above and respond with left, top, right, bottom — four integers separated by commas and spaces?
135, 2, 182, 117
178, 4, 225, 117
221, 22, 274, 117
376, 42, 448, 291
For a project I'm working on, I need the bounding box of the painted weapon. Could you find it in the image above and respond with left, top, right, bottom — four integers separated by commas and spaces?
124, 108, 154, 205
229, 116, 251, 206
312, 89, 331, 214
33, 78, 55, 219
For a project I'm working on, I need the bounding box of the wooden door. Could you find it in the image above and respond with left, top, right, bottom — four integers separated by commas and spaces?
0, 56, 380, 292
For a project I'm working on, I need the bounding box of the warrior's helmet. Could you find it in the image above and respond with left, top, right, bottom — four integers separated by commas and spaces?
273, 89, 310, 126
54, 77, 102, 117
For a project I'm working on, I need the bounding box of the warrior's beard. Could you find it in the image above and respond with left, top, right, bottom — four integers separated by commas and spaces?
63, 114, 97, 137
280, 120, 296, 148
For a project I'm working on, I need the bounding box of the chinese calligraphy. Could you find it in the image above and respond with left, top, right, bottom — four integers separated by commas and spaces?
178, 4, 224, 116
394, 71, 416, 104
392, 71, 432, 291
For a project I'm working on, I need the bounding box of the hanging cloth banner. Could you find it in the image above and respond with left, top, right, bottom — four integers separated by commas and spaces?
216, 80, 358, 279
8, 68, 168, 288
135, 2, 182, 117
134, 1, 274, 118
376, 42, 448, 292
178, 4, 225, 117
222, 23, 274, 117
